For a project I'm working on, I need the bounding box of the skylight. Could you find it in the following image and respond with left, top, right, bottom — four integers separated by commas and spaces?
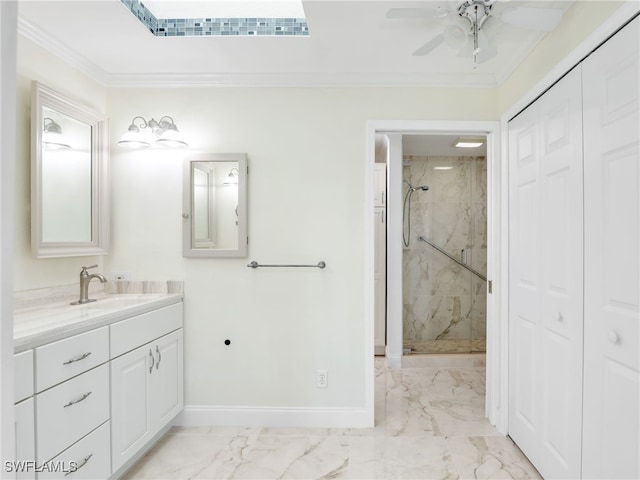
144, 1, 305, 20
120, 0, 309, 37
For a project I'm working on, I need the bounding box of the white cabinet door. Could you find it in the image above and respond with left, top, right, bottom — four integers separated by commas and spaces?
374, 207, 386, 355
150, 329, 183, 431
14, 398, 35, 480
110, 344, 152, 473
582, 16, 640, 480
111, 329, 184, 473
508, 66, 584, 479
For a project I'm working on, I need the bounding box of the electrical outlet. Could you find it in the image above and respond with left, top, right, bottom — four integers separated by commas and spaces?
110, 271, 130, 281
316, 370, 328, 388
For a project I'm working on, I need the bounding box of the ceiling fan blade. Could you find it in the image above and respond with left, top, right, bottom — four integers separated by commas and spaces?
499, 6, 564, 32
412, 34, 444, 56
386, 7, 448, 20
475, 31, 497, 63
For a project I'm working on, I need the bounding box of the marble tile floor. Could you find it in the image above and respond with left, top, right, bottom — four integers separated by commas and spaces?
123, 354, 541, 480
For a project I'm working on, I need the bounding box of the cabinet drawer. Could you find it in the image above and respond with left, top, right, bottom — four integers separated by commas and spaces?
35, 327, 108, 393
15, 398, 35, 480
15, 350, 34, 403
110, 303, 183, 358
36, 364, 109, 463
38, 421, 111, 480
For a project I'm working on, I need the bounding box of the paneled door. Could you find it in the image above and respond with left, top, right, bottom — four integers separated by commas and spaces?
111, 343, 152, 473
151, 329, 184, 430
508, 66, 584, 479
582, 16, 640, 479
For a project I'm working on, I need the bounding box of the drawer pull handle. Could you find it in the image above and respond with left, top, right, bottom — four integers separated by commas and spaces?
63, 391, 92, 408
65, 453, 93, 476
149, 349, 155, 374
155, 345, 162, 370
62, 352, 92, 365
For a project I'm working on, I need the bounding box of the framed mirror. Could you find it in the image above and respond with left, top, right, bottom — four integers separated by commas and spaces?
31, 82, 109, 258
183, 153, 247, 258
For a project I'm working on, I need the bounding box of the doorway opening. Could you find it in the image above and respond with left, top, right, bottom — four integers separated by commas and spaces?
401, 134, 487, 355
365, 120, 503, 431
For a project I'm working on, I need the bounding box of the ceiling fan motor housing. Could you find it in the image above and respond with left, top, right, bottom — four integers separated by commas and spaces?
457, 0, 493, 30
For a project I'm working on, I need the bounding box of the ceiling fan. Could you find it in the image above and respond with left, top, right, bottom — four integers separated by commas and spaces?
386, 0, 565, 66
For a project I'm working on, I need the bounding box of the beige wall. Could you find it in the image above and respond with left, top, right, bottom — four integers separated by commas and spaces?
498, 1, 626, 115
105, 86, 498, 408
15, 35, 107, 291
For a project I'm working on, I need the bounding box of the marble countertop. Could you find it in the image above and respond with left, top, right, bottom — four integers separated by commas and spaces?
14, 292, 184, 353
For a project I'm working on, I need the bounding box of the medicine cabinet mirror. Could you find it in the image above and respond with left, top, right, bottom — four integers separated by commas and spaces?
31, 82, 109, 258
183, 153, 247, 258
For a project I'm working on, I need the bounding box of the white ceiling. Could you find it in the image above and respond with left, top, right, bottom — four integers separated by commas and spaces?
17, 0, 575, 88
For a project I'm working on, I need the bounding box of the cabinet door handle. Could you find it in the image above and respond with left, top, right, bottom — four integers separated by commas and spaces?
63, 391, 92, 408
149, 348, 155, 374
155, 345, 162, 370
62, 352, 92, 365
65, 453, 93, 477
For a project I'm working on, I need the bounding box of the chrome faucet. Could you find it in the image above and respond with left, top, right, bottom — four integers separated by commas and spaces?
71, 265, 107, 305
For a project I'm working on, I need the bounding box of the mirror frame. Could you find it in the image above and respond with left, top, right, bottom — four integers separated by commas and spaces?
182, 153, 248, 258
31, 81, 109, 258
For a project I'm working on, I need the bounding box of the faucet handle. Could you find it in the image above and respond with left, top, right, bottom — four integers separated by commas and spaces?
81, 265, 99, 273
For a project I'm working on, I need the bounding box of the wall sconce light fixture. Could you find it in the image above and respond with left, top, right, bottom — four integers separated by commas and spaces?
117, 115, 189, 149
43, 117, 71, 150
224, 168, 240, 185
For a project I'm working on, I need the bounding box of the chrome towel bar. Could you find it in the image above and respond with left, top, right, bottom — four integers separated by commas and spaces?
247, 261, 326, 269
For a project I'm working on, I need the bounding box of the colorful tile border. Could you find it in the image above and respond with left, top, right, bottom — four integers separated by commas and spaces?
120, 0, 309, 37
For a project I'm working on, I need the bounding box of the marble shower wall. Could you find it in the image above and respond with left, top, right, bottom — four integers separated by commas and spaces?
403, 155, 487, 353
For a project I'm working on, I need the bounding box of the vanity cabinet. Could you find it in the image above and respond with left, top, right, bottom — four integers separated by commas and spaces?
110, 304, 183, 474
13, 297, 183, 480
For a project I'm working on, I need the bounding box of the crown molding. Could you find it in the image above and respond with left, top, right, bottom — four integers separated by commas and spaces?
105, 71, 499, 88
18, 15, 110, 86
17, 14, 499, 89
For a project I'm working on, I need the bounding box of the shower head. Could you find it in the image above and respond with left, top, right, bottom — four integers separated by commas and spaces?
403, 180, 429, 192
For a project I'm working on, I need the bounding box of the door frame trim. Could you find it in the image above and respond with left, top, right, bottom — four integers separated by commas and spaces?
364, 120, 503, 430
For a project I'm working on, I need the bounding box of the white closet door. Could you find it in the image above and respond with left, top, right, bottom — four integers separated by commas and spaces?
582, 16, 640, 480
508, 66, 584, 479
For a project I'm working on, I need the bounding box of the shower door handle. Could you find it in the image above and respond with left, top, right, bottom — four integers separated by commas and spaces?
460, 249, 467, 264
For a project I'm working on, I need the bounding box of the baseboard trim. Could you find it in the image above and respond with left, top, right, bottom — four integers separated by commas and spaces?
175, 405, 371, 429
386, 353, 402, 369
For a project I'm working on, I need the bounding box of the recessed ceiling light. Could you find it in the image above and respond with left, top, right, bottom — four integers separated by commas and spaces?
454, 137, 484, 148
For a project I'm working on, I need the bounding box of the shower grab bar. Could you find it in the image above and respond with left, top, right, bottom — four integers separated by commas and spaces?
247, 261, 326, 269
417, 236, 486, 282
